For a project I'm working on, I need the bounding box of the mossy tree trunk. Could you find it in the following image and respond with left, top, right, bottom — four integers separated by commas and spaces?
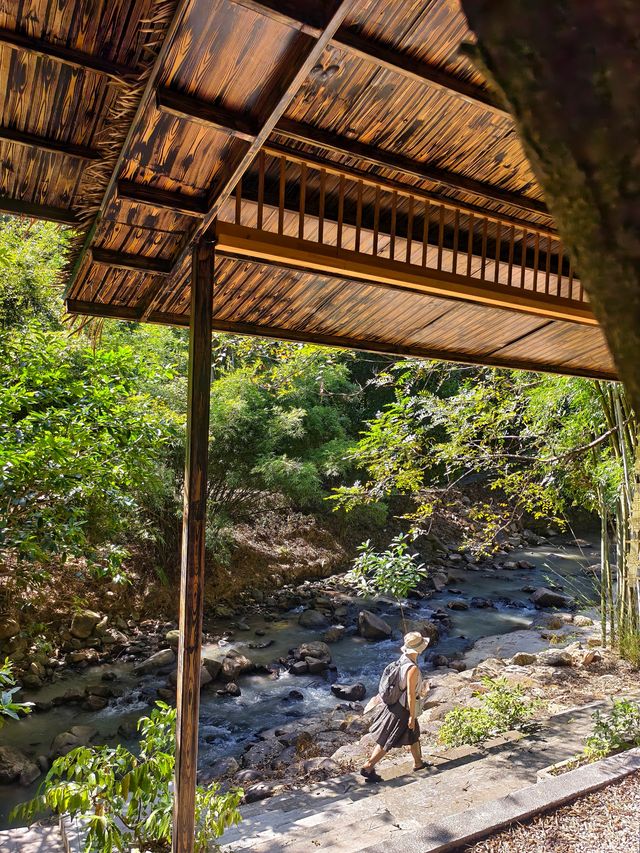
460, 1, 640, 416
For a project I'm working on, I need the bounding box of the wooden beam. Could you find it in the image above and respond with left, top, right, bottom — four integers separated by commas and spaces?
117, 180, 207, 217
173, 238, 214, 853
0, 27, 136, 84
229, 1, 506, 115
213, 220, 596, 325
156, 89, 259, 142
90, 247, 173, 275
63, 296, 616, 381
154, 89, 546, 217
210, 316, 616, 381
0, 195, 78, 224
0, 126, 101, 161
274, 117, 548, 216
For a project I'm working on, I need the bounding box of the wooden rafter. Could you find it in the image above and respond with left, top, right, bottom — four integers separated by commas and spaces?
0, 195, 78, 224
154, 87, 547, 216
141, 0, 361, 318
0, 126, 101, 161
64, 298, 615, 382
229, 0, 506, 115
0, 26, 136, 84
91, 247, 173, 274
117, 180, 206, 217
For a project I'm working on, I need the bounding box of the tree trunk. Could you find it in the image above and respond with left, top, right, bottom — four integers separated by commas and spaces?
460, 1, 640, 415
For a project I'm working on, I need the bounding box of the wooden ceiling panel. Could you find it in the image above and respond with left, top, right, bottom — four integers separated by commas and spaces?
343, 0, 482, 84
120, 105, 240, 197
161, 0, 310, 114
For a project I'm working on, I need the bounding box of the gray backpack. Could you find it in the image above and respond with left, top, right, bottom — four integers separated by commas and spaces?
379, 657, 407, 706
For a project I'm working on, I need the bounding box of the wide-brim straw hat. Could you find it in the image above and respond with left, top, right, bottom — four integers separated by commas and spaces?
401, 631, 429, 655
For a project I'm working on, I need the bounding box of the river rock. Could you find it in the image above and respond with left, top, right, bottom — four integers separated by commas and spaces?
470, 597, 493, 608
331, 683, 366, 702
298, 641, 331, 663
84, 694, 108, 711
511, 651, 538, 666
431, 572, 448, 592
404, 619, 439, 644
298, 609, 329, 629
358, 610, 392, 640
210, 756, 240, 777
0, 617, 20, 641
573, 615, 594, 627
50, 725, 97, 758
530, 587, 576, 609
447, 599, 469, 610
222, 650, 254, 681
243, 781, 283, 804
70, 610, 101, 639
301, 757, 340, 776
306, 657, 329, 674
243, 738, 287, 769
67, 648, 100, 665
290, 661, 309, 675
537, 649, 574, 667
166, 629, 180, 647
201, 653, 223, 681
134, 648, 175, 674
0, 746, 39, 785
323, 625, 345, 643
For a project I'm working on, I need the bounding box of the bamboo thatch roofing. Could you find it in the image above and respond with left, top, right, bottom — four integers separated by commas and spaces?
1, 0, 616, 379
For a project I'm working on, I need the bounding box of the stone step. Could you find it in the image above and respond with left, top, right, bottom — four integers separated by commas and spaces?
0, 824, 66, 853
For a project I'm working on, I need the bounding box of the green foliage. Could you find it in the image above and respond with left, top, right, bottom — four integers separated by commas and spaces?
345, 534, 427, 598
0, 659, 32, 726
438, 677, 537, 747
0, 325, 181, 575
0, 218, 71, 328
11, 703, 242, 852
584, 699, 640, 760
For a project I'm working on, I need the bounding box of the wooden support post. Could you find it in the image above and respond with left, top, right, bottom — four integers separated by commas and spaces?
172, 238, 215, 853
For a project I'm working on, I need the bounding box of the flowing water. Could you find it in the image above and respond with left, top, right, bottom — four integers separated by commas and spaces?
0, 534, 600, 827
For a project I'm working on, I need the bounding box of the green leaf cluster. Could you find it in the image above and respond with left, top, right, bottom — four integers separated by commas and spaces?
11, 702, 242, 852
584, 698, 640, 760
438, 677, 537, 747
345, 533, 427, 599
0, 658, 33, 726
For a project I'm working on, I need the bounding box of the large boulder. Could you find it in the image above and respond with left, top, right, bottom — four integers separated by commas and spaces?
323, 625, 345, 644
70, 610, 102, 639
530, 588, 576, 609
298, 609, 329, 629
0, 746, 39, 785
297, 641, 331, 663
221, 650, 254, 681
134, 648, 175, 674
243, 738, 287, 769
331, 683, 366, 702
50, 725, 97, 758
0, 617, 20, 642
404, 619, 439, 644
201, 652, 223, 681
537, 649, 574, 667
358, 610, 392, 640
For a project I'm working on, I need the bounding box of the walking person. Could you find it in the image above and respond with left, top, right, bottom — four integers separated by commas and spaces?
361, 631, 430, 783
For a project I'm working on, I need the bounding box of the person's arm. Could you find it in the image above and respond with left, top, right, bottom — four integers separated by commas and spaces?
407, 665, 419, 728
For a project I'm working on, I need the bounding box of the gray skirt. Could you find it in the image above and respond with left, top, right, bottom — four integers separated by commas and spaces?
369, 700, 420, 750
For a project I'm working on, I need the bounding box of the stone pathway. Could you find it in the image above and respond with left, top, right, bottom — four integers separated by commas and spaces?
219, 699, 609, 852
0, 824, 65, 853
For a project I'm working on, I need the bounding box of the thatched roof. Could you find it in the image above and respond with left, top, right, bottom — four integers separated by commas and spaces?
1, 0, 615, 379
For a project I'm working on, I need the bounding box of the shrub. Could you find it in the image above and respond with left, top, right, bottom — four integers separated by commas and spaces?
438, 677, 537, 747
584, 698, 640, 760
11, 702, 242, 852
345, 533, 427, 599
0, 659, 32, 726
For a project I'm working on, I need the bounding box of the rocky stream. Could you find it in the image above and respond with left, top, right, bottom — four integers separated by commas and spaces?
0, 528, 603, 826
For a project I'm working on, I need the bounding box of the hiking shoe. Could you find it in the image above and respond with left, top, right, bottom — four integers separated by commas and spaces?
360, 767, 383, 783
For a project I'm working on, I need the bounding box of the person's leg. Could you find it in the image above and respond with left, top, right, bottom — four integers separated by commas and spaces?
363, 744, 386, 770
410, 739, 423, 769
